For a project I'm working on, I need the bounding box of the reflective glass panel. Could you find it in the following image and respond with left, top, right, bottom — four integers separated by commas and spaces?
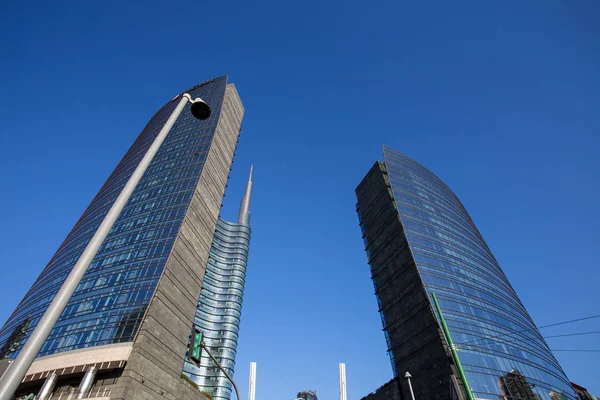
0, 77, 230, 357
382, 146, 576, 400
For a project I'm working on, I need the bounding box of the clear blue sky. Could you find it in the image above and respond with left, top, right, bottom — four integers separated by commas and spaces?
1, 1, 599, 398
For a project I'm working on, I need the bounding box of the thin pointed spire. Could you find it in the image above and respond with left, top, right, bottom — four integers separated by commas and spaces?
237, 165, 253, 225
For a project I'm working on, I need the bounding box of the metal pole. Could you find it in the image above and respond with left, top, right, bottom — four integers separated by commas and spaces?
0, 96, 191, 400
248, 362, 256, 400
75, 366, 97, 399
201, 342, 241, 400
339, 363, 347, 400
0, 361, 12, 383
431, 293, 475, 400
37, 373, 58, 400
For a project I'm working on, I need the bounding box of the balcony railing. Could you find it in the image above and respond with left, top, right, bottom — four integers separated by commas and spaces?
54, 387, 111, 399
18, 387, 113, 400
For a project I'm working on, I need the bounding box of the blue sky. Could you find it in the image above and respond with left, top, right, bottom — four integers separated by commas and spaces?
1, 0, 599, 398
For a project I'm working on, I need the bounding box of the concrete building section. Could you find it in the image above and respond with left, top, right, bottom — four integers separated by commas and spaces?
111, 83, 244, 400
24, 343, 132, 377
361, 377, 402, 400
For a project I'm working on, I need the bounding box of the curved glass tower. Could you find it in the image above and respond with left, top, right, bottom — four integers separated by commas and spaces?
0, 76, 246, 400
356, 145, 576, 400
183, 167, 252, 400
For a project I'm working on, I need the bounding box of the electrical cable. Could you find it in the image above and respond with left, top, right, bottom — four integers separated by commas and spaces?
456, 314, 600, 346
551, 349, 600, 352
537, 314, 600, 330
544, 331, 600, 339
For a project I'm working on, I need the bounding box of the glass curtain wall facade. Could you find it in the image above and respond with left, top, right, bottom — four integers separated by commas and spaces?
378, 145, 576, 399
0, 76, 232, 358
183, 167, 253, 400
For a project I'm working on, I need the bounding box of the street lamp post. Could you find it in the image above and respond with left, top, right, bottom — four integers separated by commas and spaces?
405, 371, 416, 400
0, 93, 211, 400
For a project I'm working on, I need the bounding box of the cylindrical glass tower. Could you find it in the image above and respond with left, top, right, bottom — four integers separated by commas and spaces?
183, 167, 252, 400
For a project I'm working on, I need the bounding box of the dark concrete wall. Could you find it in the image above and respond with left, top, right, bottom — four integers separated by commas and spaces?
111, 84, 244, 400
356, 162, 457, 400
361, 377, 403, 400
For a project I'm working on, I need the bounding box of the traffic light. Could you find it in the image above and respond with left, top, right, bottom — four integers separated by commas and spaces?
188, 326, 203, 365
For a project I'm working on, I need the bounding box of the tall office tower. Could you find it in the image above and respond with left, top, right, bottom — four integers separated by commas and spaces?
296, 390, 318, 400
0, 76, 244, 400
183, 167, 253, 400
248, 362, 257, 400
355, 146, 577, 400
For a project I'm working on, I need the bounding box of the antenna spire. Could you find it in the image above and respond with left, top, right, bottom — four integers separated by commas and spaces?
237, 165, 253, 225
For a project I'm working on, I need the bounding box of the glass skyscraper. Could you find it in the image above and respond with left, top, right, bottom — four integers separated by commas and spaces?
0, 76, 246, 400
356, 145, 576, 400
183, 167, 253, 400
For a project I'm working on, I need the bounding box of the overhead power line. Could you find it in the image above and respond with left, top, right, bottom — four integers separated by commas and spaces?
456, 314, 600, 346
544, 331, 600, 339
551, 349, 600, 352
537, 314, 600, 330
